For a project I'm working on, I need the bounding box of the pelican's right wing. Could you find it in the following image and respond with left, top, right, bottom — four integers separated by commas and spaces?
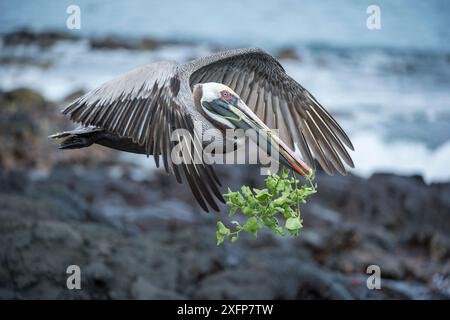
62, 61, 224, 212
187, 48, 354, 176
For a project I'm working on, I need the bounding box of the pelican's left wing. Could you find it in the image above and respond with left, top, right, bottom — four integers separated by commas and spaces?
62, 61, 224, 212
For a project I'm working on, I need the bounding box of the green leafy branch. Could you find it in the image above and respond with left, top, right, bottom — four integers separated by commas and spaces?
216, 169, 317, 245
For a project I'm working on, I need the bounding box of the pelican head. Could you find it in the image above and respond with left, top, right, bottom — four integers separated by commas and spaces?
194, 82, 313, 177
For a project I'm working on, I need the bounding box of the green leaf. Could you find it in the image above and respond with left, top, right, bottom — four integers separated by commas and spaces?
221, 167, 316, 244
217, 221, 230, 236
255, 189, 270, 201
282, 207, 295, 219
285, 216, 302, 231
273, 194, 288, 206
216, 231, 224, 246
243, 217, 262, 237
242, 206, 254, 215
241, 185, 253, 198
273, 226, 285, 236
234, 193, 245, 207
266, 176, 278, 190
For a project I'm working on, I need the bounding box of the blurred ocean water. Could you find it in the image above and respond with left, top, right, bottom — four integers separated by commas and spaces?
1, 0, 449, 51
0, 0, 449, 182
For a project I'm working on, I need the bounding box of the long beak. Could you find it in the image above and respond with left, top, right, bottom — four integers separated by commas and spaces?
218, 98, 313, 178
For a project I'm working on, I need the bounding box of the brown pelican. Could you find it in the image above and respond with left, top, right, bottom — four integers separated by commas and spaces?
51, 48, 354, 212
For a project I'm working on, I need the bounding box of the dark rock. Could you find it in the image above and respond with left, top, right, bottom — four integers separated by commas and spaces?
0, 88, 47, 112
89, 37, 186, 51
276, 48, 301, 61
130, 277, 185, 299
3, 29, 79, 48
90, 37, 138, 50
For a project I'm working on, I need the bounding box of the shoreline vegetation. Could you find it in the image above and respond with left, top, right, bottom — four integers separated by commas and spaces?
0, 30, 449, 299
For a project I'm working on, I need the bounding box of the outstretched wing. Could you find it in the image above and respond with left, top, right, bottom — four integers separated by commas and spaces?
187, 48, 354, 175
63, 61, 224, 212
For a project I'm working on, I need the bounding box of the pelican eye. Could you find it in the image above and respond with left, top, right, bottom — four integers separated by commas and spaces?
220, 90, 232, 100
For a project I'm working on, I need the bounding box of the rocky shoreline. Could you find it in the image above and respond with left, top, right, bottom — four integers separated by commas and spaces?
0, 87, 449, 299
0, 29, 301, 70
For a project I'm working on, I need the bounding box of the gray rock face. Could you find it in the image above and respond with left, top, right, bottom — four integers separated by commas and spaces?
0, 165, 449, 300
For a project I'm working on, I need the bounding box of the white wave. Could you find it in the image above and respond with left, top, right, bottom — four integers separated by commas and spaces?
351, 133, 450, 183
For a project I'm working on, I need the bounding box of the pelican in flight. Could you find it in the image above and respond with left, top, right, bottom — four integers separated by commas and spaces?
51, 48, 354, 212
